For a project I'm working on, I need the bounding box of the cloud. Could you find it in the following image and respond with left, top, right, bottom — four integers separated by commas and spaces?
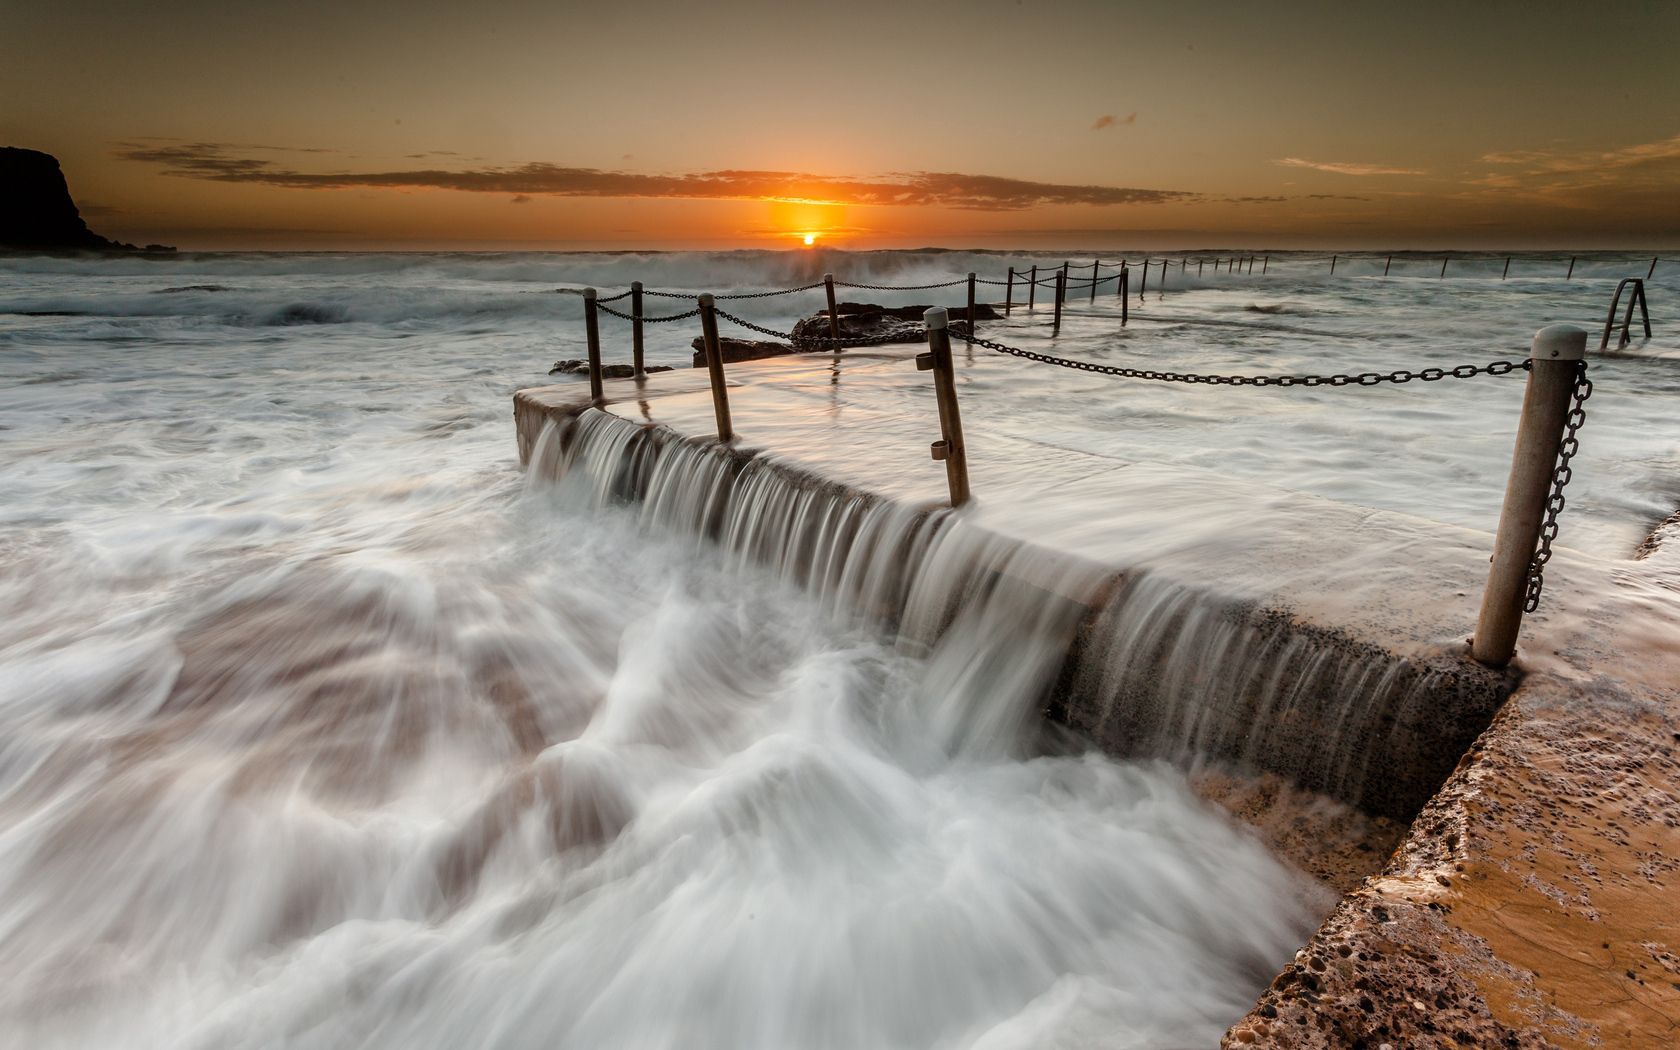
1091, 112, 1136, 131
1478, 133, 1680, 175
115, 142, 1197, 211
1274, 157, 1427, 176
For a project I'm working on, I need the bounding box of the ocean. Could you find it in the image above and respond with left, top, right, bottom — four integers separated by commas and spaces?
0, 248, 1671, 1048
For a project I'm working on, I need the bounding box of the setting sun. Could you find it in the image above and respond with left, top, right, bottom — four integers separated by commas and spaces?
803, 233, 816, 246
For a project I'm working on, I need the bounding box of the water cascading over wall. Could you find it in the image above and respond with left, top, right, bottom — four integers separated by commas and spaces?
525, 407, 1514, 820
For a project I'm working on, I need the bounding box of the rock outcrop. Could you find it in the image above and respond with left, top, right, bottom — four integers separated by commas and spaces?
549, 359, 673, 379
0, 147, 171, 252
689, 302, 987, 367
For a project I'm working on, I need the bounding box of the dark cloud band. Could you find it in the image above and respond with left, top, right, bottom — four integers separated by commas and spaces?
115, 142, 1196, 211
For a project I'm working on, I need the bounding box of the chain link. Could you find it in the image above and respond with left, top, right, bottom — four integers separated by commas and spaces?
594, 300, 701, 324
712, 309, 931, 349
641, 281, 826, 301
966, 333, 1529, 388
834, 278, 970, 292
1524, 362, 1592, 612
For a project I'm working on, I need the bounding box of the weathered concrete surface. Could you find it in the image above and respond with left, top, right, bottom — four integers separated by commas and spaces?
1225, 551, 1680, 1049
516, 346, 1680, 1048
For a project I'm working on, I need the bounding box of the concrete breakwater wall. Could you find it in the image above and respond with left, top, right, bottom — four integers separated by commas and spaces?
516, 386, 1512, 822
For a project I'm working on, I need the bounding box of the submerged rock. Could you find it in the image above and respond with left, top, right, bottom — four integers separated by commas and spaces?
689, 302, 983, 367
548, 359, 674, 379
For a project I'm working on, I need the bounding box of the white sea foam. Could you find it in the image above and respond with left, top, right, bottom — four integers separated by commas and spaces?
0, 248, 1671, 1047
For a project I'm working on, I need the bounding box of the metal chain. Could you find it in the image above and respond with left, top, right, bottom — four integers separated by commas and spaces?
834, 278, 970, 292
595, 289, 634, 303
641, 281, 826, 300
594, 300, 701, 324
967, 333, 1530, 388
713, 309, 929, 349
1524, 362, 1593, 612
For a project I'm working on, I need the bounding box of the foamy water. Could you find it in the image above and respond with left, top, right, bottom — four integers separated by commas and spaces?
0, 248, 1669, 1047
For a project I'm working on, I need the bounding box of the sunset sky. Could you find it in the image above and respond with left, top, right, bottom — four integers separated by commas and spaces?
5, 0, 1677, 250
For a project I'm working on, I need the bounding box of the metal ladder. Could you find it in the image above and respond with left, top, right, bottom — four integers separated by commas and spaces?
1600, 278, 1652, 350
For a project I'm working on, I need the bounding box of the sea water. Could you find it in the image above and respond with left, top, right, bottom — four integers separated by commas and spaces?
0, 249, 1671, 1048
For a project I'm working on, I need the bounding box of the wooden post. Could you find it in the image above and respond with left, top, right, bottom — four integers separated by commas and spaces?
1028, 264, 1038, 310
1263, 255, 1269, 275
1161, 258, 1169, 292
1139, 259, 1149, 298
1471, 324, 1588, 667
1005, 268, 1015, 314
1181, 257, 1187, 273
1441, 257, 1449, 279
1090, 259, 1100, 304
965, 272, 977, 344
823, 273, 840, 342
1198, 258, 1205, 276
583, 287, 604, 403
1649, 257, 1659, 280
1120, 266, 1129, 324
1052, 267, 1066, 336
1384, 255, 1392, 277
1502, 258, 1511, 281
1567, 256, 1576, 279
696, 294, 733, 442
630, 281, 645, 378
917, 308, 969, 507
1330, 254, 1337, 275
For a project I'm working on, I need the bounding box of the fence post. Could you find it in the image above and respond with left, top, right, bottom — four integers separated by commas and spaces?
631, 281, 645, 378
1263, 255, 1269, 275
1441, 257, 1449, 279
1384, 255, 1392, 277
823, 273, 841, 342
1120, 266, 1129, 324
1502, 258, 1511, 281
696, 294, 734, 442
966, 272, 977, 344
1567, 256, 1576, 279
1005, 268, 1015, 314
1330, 254, 1337, 275
1052, 267, 1066, 336
1198, 258, 1205, 276
1160, 258, 1169, 292
916, 308, 969, 507
1029, 265, 1038, 310
583, 287, 604, 403
1139, 259, 1149, 298
1090, 259, 1100, 304
1471, 324, 1587, 667
1649, 257, 1659, 280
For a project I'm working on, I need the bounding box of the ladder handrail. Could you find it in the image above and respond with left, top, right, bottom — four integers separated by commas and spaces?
1600, 278, 1652, 350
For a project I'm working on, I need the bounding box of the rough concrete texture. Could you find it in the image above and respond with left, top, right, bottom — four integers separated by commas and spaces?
516, 351, 1680, 1048
1226, 546, 1680, 1046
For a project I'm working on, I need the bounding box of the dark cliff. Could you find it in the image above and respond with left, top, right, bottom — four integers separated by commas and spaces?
0, 147, 170, 252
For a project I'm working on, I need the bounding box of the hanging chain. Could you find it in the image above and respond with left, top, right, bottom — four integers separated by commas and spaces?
1524, 362, 1593, 612
833, 278, 970, 292
594, 301, 701, 324
965, 333, 1529, 388
712, 309, 934, 349
641, 281, 827, 301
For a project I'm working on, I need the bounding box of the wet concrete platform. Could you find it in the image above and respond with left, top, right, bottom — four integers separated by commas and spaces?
515, 345, 1680, 1048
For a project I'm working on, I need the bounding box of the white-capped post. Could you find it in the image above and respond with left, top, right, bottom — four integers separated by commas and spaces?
916, 308, 970, 507
583, 287, 604, 403
1472, 324, 1588, 667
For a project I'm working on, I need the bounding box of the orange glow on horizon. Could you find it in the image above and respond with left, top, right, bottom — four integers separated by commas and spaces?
802, 233, 816, 246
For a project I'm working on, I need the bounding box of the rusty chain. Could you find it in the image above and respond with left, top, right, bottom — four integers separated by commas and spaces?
1524, 362, 1593, 612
